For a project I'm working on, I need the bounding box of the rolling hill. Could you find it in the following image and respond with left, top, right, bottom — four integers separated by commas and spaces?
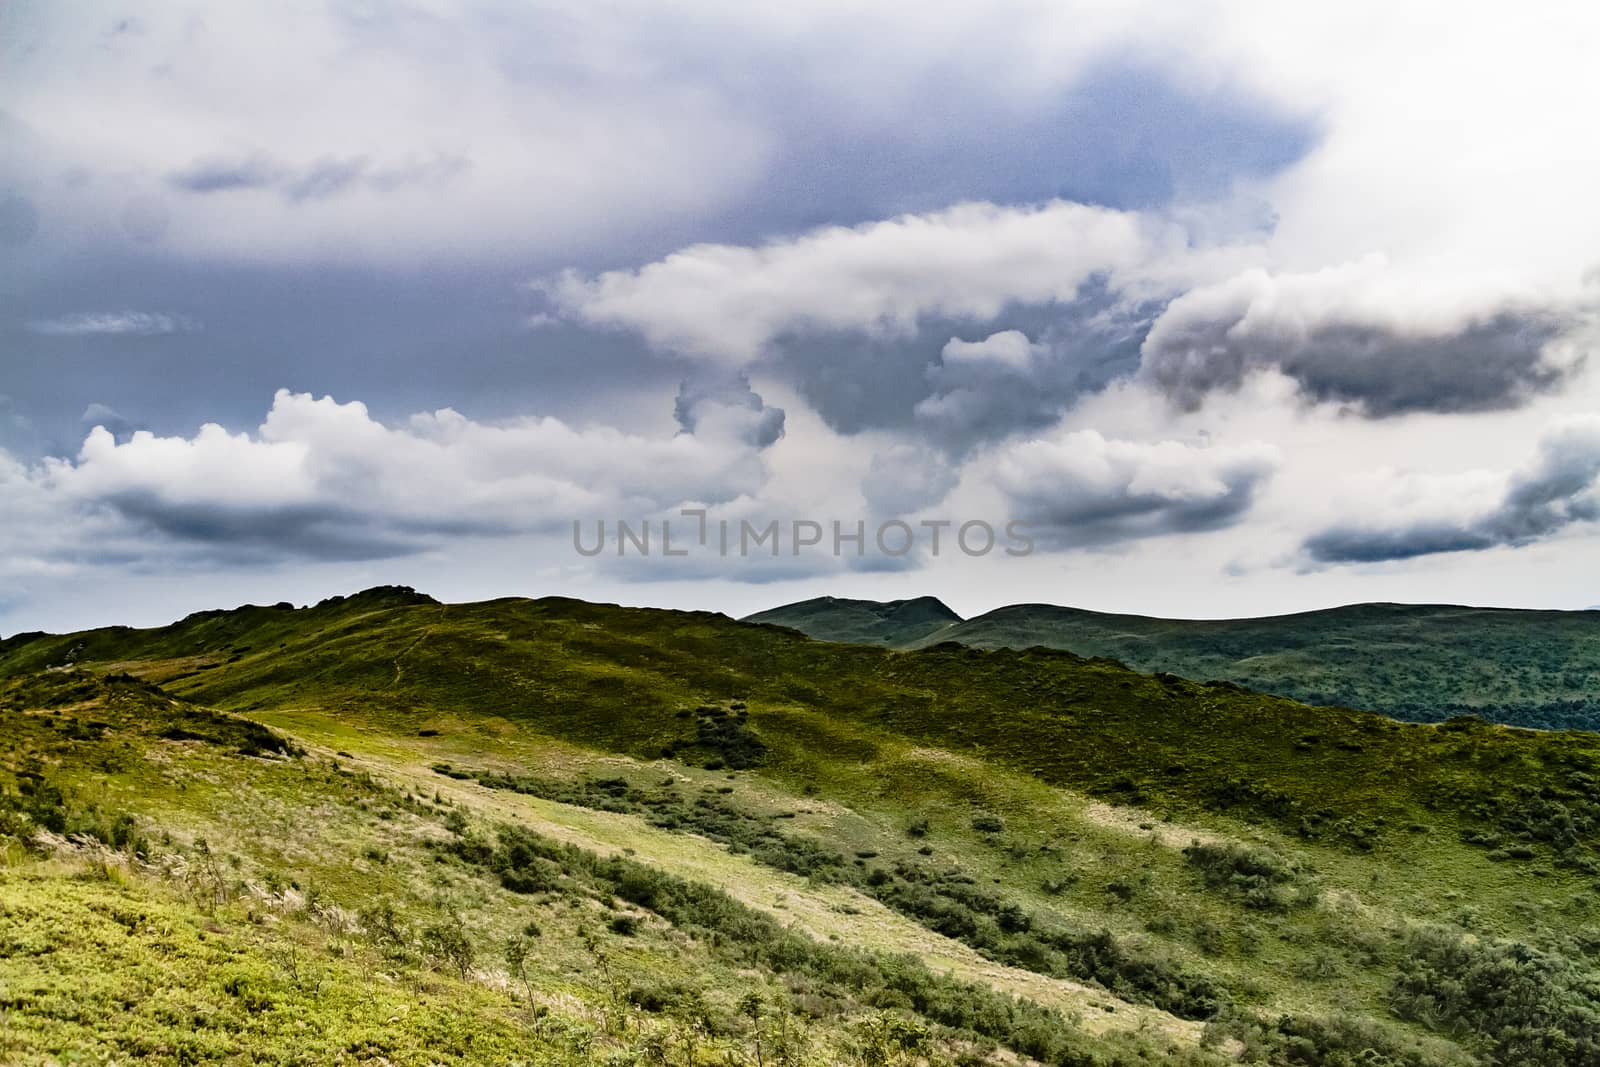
743, 595, 962, 647
4, 587, 1600, 1065
745, 598, 1600, 729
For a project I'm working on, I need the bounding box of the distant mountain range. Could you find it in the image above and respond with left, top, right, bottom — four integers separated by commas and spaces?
745, 597, 1600, 730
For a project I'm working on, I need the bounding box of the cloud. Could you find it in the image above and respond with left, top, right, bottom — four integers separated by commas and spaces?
673, 374, 786, 448
544, 199, 1239, 365
861, 444, 960, 515
13, 388, 785, 564
1304, 417, 1600, 564
912, 305, 1152, 451
2, 3, 775, 264
991, 429, 1279, 547
940, 330, 1042, 372
1139, 259, 1586, 416
2, 3, 1316, 267
27, 312, 199, 337
168, 151, 470, 202
0, 193, 40, 246
80, 403, 142, 441
168, 154, 283, 194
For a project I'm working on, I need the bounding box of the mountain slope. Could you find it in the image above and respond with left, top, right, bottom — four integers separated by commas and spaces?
745, 594, 962, 646
748, 597, 1600, 729
5, 588, 1600, 1065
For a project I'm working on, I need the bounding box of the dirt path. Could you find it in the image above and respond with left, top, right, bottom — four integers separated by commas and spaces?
311, 732, 1208, 1048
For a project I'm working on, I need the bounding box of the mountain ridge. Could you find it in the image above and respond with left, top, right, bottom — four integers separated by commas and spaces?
744, 593, 963, 647
745, 596, 1600, 729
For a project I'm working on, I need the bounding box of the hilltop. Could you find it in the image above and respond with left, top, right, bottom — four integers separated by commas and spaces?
3, 587, 1600, 1065
744, 595, 963, 646
746, 597, 1600, 729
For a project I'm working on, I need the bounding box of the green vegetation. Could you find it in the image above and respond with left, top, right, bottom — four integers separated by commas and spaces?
745, 595, 961, 647
747, 597, 1600, 730
1391, 927, 1600, 1067
445, 819, 1174, 1066
441, 762, 1224, 1020
2, 586, 1600, 1064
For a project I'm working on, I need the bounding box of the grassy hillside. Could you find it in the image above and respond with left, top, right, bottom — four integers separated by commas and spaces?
744, 595, 962, 647
4, 587, 1600, 1065
746, 598, 1600, 730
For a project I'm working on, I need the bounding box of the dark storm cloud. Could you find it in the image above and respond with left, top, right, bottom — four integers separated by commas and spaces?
1141, 266, 1580, 416
1018, 478, 1269, 547
1303, 419, 1600, 564
99, 493, 429, 563
1152, 313, 1570, 416
913, 290, 1155, 452
1285, 315, 1571, 415
1302, 524, 1497, 564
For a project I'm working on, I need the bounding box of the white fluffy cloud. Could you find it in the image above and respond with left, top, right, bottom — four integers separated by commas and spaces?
545, 200, 1248, 364
940, 330, 1042, 373
11, 388, 785, 564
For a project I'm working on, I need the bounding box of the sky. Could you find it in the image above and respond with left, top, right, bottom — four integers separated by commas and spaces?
4, 0, 1600, 635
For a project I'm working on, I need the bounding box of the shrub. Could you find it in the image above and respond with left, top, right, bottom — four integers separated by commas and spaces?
970, 814, 1004, 834
421, 916, 475, 980
1183, 841, 1312, 911
1391, 926, 1600, 1067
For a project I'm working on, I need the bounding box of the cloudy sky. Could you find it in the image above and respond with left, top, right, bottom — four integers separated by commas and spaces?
4, 1, 1600, 634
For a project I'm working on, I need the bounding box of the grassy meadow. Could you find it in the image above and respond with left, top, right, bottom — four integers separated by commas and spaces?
2, 587, 1598, 1065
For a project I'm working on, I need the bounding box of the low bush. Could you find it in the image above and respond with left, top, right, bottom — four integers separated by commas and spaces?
1183, 841, 1314, 911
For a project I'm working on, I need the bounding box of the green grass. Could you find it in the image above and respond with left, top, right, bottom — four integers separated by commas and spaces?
0, 867, 536, 1066
0, 668, 1217, 1066
2, 587, 1599, 1064
745, 595, 962, 647
747, 597, 1600, 730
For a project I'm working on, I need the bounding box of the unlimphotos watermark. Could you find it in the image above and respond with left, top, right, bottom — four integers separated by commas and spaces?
573, 509, 1035, 558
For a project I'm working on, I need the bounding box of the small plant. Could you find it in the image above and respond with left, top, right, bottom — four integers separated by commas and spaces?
504, 927, 539, 1008
421, 913, 475, 981
1183, 840, 1313, 911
